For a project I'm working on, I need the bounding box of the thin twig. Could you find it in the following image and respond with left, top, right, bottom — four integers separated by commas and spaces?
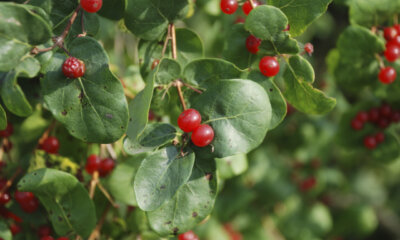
182, 82, 203, 94
88, 205, 111, 240
161, 25, 172, 58
80, 10, 87, 37
375, 53, 385, 69
23, 0, 31, 4
170, 24, 177, 59
89, 171, 99, 199
0, 168, 22, 196
395, 14, 399, 25
97, 182, 118, 208
249, 0, 256, 9
174, 80, 187, 110
105, 144, 117, 160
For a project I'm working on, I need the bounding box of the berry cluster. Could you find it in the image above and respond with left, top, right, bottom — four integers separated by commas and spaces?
378, 25, 400, 84
85, 154, 115, 177
178, 109, 215, 147
178, 230, 199, 240
350, 103, 400, 149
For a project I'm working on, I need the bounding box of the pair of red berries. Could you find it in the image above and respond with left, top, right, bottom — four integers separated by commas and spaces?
177, 109, 215, 147
178, 230, 199, 240
14, 190, 39, 213
0, 122, 13, 138
40, 136, 60, 154
364, 133, 385, 150
85, 154, 115, 177
80, 0, 103, 13
220, 0, 259, 15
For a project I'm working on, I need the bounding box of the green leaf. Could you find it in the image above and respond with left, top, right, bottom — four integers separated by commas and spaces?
138, 123, 177, 148
0, 2, 52, 72
98, 0, 127, 20
41, 37, 129, 143
18, 168, 96, 238
349, 0, 400, 28
247, 71, 287, 129
107, 155, 144, 206
191, 79, 272, 158
0, 105, 6, 130
147, 158, 217, 236
283, 55, 336, 115
333, 26, 385, 94
0, 221, 12, 240
259, 32, 299, 55
216, 154, 248, 179
155, 58, 181, 85
183, 58, 243, 87
267, 0, 332, 36
134, 147, 195, 211
29, 150, 80, 175
124, 72, 155, 154
138, 28, 203, 79
222, 24, 253, 69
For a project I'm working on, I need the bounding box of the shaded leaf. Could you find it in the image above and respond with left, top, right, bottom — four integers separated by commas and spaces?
349, 0, 400, 28
98, 0, 127, 20
0, 221, 11, 240
0, 105, 6, 131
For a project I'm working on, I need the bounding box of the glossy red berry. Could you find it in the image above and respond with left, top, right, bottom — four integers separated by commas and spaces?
178, 109, 202, 133
62, 57, 86, 79
304, 43, 314, 55
351, 119, 363, 130
384, 43, 400, 62
41, 137, 60, 154
38, 225, 52, 237
299, 177, 316, 191
41, 236, 54, 240
242, 0, 259, 15
220, 0, 238, 14
10, 223, 21, 235
191, 124, 214, 147
80, 0, 103, 13
379, 67, 396, 84
245, 35, 262, 54
389, 35, 400, 47
0, 193, 10, 205
356, 111, 369, 122
20, 197, 39, 213
178, 230, 199, 240
259, 56, 280, 77
85, 154, 101, 175
368, 108, 380, 122
14, 191, 35, 203
99, 158, 115, 177
364, 136, 377, 149
0, 123, 13, 138
384, 27, 398, 41
375, 132, 385, 143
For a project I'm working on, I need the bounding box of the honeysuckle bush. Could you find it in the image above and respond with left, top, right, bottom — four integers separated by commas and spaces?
1, 0, 400, 239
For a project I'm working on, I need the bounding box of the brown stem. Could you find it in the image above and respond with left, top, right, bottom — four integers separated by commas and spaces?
395, 15, 399, 25
161, 25, 172, 58
375, 53, 385, 69
89, 171, 99, 199
88, 205, 111, 240
105, 144, 117, 160
38, 120, 56, 147
0, 168, 22, 196
170, 24, 177, 59
23, 0, 31, 4
80, 10, 87, 37
174, 80, 187, 110
97, 182, 118, 208
182, 82, 203, 94
249, 0, 256, 9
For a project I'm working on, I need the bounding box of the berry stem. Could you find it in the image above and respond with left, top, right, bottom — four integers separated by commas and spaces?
395, 14, 399, 25
80, 10, 87, 37
88, 205, 110, 240
0, 168, 22, 197
182, 82, 203, 94
174, 80, 187, 110
105, 144, 117, 160
375, 53, 385, 69
89, 171, 99, 199
171, 24, 177, 60
161, 25, 172, 58
97, 181, 118, 208
249, 0, 256, 9
38, 120, 56, 147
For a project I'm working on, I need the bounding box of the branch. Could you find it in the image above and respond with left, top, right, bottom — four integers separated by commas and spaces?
375, 53, 385, 69
0, 168, 22, 196
89, 171, 99, 199
88, 205, 111, 240
171, 24, 177, 59
161, 25, 172, 58
174, 80, 187, 110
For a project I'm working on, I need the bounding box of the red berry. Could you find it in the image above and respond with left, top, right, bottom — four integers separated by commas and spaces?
178, 109, 202, 133
224, 224, 243, 240
299, 177, 316, 191
304, 43, 314, 55
148, 111, 156, 121
62, 57, 86, 79
389, 35, 400, 47
20, 198, 39, 213
380, 103, 392, 117
38, 225, 52, 237
235, 16, 245, 24
80, 0, 103, 13
151, 59, 160, 70
85, 154, 101, 175
351, 119, 363, 130
259, 56, 280, 77
14, 191, 35, 204
57, 238, 69, 240
178, 231, 199, 240
41, 237, 54, 240
379, 67, 396, 84
99, 158, 115, 177
10, 223, 21, 235
220, 0, 238, 14
384, 27, 399, 41
0, 123, 13, 138
368, 108, 380, 122
242, 0, 259, 15
41, 136, 60, 154
384, 43, 400, 62
245, 35, 262, 54
378, 118, 390, 129
356, 111, 369, 122
391, 111, 400, 122
375, 132, 385, 143
191, 124, 214, 147
0, 193, 10, 205
364, 136, 377, 149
